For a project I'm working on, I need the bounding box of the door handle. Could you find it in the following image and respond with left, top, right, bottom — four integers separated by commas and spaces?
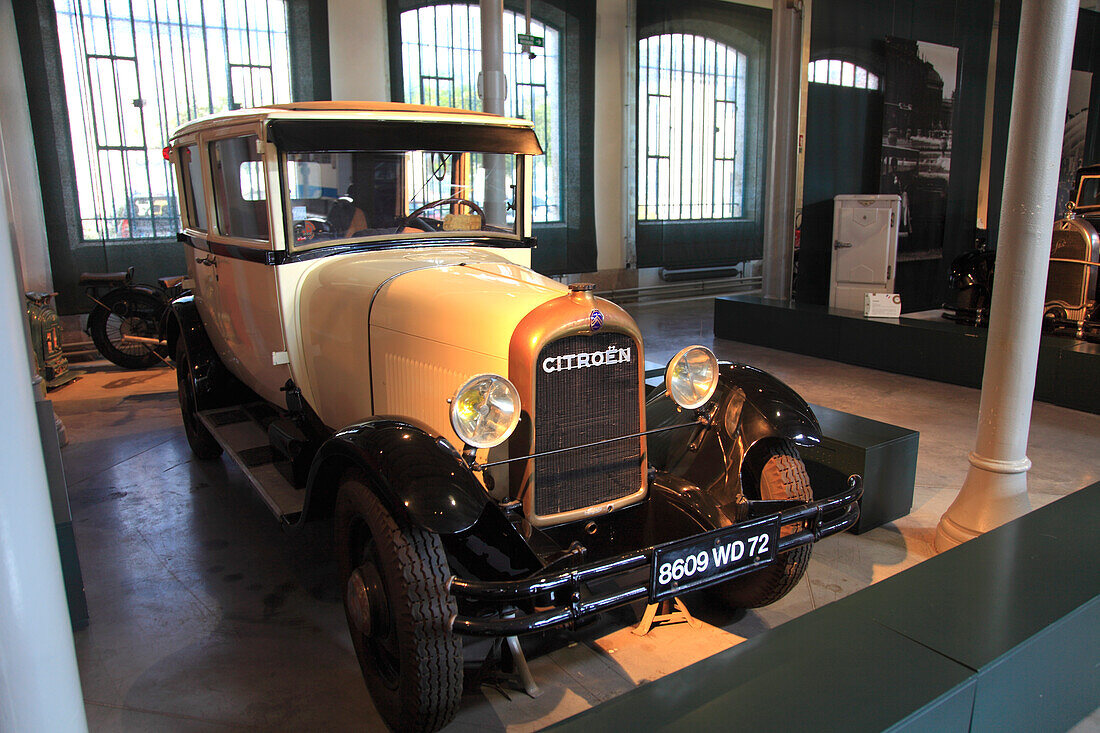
834, 241, 853, 249
195, 255, 216, 266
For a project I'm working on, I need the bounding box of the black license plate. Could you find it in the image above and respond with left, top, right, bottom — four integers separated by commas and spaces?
649, 514, 780, 602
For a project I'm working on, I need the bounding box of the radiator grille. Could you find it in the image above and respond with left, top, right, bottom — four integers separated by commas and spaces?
1047, 230, 1089, 309
533, 332, 642, 517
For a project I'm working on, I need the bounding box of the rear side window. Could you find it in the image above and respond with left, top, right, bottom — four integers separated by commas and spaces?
209, 135, 268, 240
179, 144, 207, 230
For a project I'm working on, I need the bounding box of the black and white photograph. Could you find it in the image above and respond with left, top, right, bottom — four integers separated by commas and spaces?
1057, 69, 1093, 218
879, 37, 958, 255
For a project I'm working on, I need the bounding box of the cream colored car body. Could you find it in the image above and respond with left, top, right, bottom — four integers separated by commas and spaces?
169, 103, 568, 450
281, 247, 566, 447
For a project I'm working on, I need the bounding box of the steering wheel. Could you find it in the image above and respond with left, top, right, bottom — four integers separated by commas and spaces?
294, 218, 335, 242
400, 197, 486, 232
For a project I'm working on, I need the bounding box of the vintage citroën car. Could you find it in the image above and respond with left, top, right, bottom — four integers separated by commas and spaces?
163, 102, 861, 731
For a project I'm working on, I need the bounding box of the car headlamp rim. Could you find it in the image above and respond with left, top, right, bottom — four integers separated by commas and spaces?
449, 373, 521, 449
664, 345, 720, 410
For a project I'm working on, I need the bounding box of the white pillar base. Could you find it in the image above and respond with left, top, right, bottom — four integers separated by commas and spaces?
934, 452, 1033, 552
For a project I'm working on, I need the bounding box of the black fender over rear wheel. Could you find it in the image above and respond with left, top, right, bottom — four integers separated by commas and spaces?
175, 341, 222, 460
335, 471, 462, 733
710, 440, 813, 608
87, 289, 165, 369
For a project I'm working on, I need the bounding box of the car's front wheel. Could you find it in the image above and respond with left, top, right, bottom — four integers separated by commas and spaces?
335, 471, 462, 733
709, 439, 813, 608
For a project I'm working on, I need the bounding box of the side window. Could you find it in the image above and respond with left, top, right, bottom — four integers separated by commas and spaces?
179, 145, 207, 231
209, 135, 269, 240
1078, 176, 1100, 208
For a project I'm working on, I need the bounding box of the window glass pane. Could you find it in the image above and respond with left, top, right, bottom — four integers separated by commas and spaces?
210, 136, 268, 240
1078, 177, 1100, 208
286, 151, 518, 248
808, 58, 879, 92
53, 0, 291, 243
638, 33, 746, 221
179, 144, 207, 230
400, 4, 561, 224
841, 61, 854, 87
240, 161, 265, 201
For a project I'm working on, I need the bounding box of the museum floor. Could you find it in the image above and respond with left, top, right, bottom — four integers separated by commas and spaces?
53, 296, 1100, 732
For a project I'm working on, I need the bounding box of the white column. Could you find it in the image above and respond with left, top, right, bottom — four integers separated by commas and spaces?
480, 0, 507, 225
761, 0, 802, 300
0, 167, 87, 730
935, 0, 1079, 551
327, 0, 390, 101
0, 0, 53, 293
594, 0, 631, 271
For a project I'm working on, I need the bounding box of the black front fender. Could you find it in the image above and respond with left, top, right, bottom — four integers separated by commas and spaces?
645, 362, 821, 505
303, 418, 492, 535
724, 363, 820, 451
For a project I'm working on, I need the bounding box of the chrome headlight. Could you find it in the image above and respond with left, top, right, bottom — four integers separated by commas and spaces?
665, 345, 719, 409
449, 374, 521, 449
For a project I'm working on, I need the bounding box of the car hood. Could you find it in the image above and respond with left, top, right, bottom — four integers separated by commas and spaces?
368, 257, 568, 359
290, 246, 568, 432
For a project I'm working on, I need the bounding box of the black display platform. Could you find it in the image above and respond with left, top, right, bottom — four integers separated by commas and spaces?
714, 295, 1100, 415
551, 482, 1100, 732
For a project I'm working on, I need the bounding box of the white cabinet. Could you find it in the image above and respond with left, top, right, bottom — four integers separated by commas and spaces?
829, 195, 901, 312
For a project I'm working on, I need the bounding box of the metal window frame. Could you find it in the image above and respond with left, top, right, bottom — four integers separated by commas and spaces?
53, 0, 291, 245
398, 2, 563, 224
637, 32, 748, 223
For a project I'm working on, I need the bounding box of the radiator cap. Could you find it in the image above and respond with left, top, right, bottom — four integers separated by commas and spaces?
567, 281, 596, 306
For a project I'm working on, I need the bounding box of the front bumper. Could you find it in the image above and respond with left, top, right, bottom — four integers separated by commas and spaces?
449, 476, 863, 636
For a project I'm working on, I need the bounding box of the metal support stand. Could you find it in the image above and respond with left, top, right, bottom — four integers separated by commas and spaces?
935, 0, 1080, 551
633, 597, 701, 636
505, 634, 541, 698
473, 611, 542, 699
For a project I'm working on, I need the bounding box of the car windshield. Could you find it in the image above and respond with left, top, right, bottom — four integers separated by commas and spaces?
285, 150, 519, 248
1077, 176, 1100, 211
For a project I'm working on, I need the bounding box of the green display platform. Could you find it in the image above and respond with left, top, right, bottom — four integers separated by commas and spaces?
713, 295, 1100, 415
802, 404, 918, 533
550, 483, 1100, 732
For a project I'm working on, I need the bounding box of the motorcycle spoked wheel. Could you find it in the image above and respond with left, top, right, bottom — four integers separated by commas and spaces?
87, 289, 166, 369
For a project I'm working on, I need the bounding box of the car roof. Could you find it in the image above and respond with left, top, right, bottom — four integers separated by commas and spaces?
170, 101, 535, 140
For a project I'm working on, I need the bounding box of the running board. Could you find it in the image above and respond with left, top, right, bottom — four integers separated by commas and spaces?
197, 404, 304, 524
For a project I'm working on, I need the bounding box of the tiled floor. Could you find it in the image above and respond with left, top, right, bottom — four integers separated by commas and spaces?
53, 298, 1100, 731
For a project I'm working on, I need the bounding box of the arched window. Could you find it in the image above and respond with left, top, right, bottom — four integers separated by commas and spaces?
808, 59, 880, 90
53, 0, 292, 241
638, 33, 747, 221
400, 4, 561, 223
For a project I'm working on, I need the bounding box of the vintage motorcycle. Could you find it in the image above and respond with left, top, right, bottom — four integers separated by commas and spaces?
80, 267, 188, 369
942, 231, 995, 327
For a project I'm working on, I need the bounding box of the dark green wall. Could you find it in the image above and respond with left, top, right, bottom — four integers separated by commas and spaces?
798, 0, 996, 309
